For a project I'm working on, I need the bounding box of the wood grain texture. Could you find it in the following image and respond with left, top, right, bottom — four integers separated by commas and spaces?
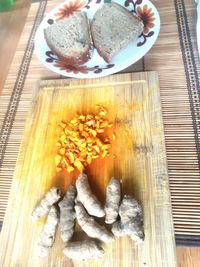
177, 247, 200, 267
0, 72, 177, 267
1, 0, 199, 237
0, 0, 199, 265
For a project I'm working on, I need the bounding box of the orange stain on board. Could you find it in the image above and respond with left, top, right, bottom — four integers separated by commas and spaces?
18, 87, 140, 197
51, 100, 136, 200
48, 101, 116, 195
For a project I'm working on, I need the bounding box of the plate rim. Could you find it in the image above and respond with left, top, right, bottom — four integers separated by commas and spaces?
34, 0, 160, 79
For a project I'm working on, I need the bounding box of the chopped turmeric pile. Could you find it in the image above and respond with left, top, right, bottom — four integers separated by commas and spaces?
55, 107, 113, 173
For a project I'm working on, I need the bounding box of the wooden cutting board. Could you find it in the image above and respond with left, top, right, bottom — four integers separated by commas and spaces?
0, 72, 177, 267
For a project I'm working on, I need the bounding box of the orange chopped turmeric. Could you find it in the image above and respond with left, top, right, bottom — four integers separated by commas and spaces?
55, 106, 113, 173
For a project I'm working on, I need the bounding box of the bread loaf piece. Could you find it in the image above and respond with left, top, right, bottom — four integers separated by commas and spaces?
44, 12, 93, 65
91, 3, 143, 63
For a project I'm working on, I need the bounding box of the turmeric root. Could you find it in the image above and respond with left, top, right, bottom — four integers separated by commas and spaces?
76, 173, 105, 217
58, 185, 76, 242
32, 187, 61, 221
37, 205, 59, 257
63, 239, 104, 260
104, 177, 121, 224
111, 195, 144, 244
75, 202, 114, 243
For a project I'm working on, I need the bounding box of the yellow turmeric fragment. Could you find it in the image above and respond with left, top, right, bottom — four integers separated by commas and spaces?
56, 141, 61, 147
102, 150, 108, 158
97, 129, 104, 133
56, 167, 62, 172
59, 148, 65, 155
59, 121, 67, 129
55, 106, 114, 173
55, 155, 62, 166
98, 106, 108, 116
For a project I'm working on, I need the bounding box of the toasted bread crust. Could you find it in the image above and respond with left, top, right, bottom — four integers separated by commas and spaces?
44, 30, 91, 66
44, 12, 93, 66
91, 3, 143, 63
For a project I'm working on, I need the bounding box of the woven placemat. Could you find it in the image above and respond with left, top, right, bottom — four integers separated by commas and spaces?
0, 0, 200, 246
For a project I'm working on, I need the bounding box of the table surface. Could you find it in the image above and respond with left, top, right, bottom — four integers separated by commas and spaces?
0, 0, 200, 266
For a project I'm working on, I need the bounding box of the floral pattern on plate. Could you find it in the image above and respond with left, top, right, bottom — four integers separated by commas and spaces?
85, 0, 102, 9
35, 0, 160, 78
124, 0, 155, 46
45, 51, 114, 74
54, 0, 85, 19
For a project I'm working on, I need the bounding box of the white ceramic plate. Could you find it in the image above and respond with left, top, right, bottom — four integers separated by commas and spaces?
34, 0, 160, 78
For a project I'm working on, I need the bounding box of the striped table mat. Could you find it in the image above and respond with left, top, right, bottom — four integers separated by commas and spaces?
0, 0, 200, 246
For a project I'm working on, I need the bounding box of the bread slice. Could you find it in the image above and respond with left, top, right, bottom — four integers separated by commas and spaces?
44, 12, 93, 65
91, 3, 143, 63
